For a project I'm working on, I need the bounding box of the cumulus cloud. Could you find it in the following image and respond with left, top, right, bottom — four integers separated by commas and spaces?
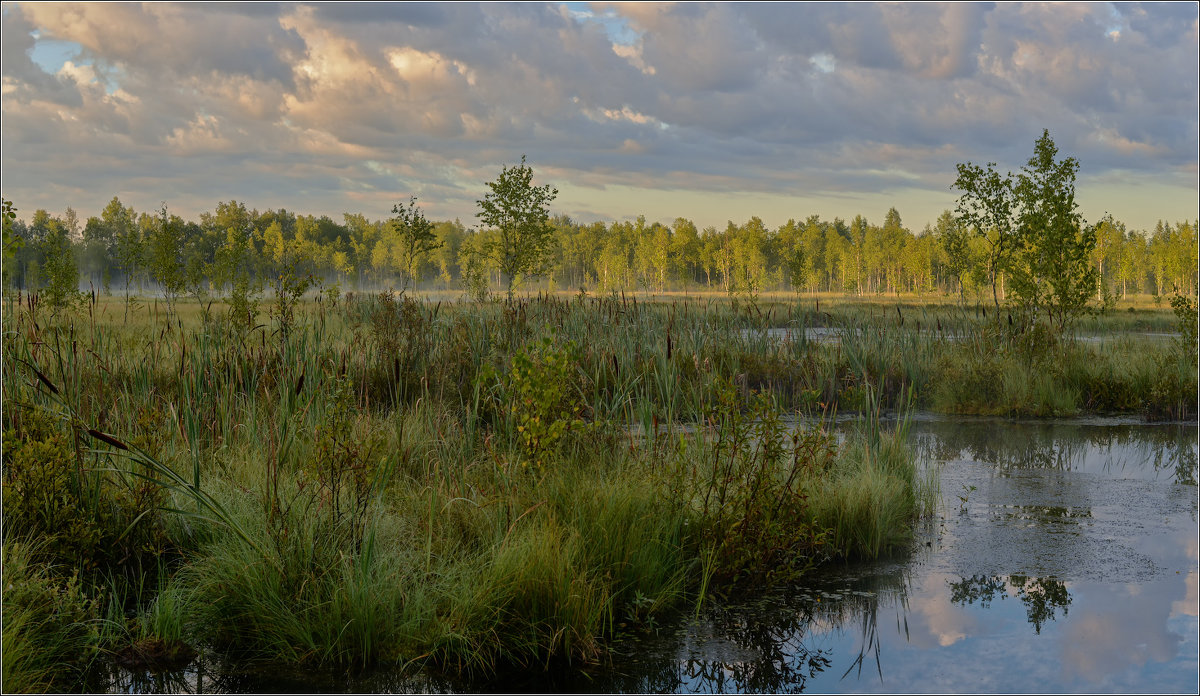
0, 2, 1195, 229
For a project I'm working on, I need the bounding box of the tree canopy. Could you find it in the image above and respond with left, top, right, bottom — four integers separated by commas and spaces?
475, 155, 558, 303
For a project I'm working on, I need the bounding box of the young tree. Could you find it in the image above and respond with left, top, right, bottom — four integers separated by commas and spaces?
146, 204, 186, 317
389, 196, 442, 292
2, 198, 23, 291
1010, 130, 1097, 330
475, 155, 558, 303
936, 209, 975, 301
952, 160, 1018, 313
212, 220, 263, 330
104, 196, 142, 312
40, 215, 80, 315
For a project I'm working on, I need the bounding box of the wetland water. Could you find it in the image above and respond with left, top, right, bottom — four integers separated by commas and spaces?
111, 416, 1198, 694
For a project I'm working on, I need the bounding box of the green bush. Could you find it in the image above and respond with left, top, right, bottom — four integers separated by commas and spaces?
1169, 293, 1198, 364
681, 381, 834, 589
1, 542, 100, 692
1, 408, 171, 581
479, 335, 588, 471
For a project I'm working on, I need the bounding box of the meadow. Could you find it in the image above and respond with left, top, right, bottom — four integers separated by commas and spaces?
1, 289, 1194, 691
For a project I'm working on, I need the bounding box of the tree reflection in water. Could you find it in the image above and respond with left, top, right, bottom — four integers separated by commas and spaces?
911, 420, 1197, 484
948, 574, 1072, 634
662, 569, 911, 693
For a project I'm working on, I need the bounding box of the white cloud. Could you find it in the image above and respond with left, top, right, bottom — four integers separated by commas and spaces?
0, 2, 1195, 231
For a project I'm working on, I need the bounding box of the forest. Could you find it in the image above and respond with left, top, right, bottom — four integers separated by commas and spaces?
4, 193, 1196, 310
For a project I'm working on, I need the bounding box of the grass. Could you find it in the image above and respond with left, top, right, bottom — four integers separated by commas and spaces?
1, 288, 1191, 689
1, 542, 101, 693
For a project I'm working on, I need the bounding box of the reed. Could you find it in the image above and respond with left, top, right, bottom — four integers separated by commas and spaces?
3, 290, 1184, 688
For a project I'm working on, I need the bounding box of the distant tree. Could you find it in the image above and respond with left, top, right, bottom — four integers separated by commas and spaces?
783, 238, 806, 296
849, 215, 869, 294
646, 220, 673, 293
698, 228, 720, 290
670, 217, 700, 287
212, 218, 263, 330
1092, 214, 1125, 304
2, 198, 22, 290
63, 206, 80, 241
146, 204, 186, 316
430, 219, 466, 286
936, 209, 974, 301
458, 228, 494, 302
103, 196, 141, 305
735, 216, 769, 301
882, 208, 907, 294
389, 196, 442, 292
475, 155, 558, 303
40, 215, 80, 315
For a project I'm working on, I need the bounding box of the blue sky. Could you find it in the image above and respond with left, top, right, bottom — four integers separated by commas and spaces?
2, 2, 1196, 233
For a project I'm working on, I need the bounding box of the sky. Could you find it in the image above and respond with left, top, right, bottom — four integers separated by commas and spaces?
1, 1, 1197, 233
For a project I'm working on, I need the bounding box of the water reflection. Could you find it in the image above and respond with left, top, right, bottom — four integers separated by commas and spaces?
638, 569, 910, 694
947, 575, 1072, 634
105, 417, 1198, 694
910, 418, 1198, 483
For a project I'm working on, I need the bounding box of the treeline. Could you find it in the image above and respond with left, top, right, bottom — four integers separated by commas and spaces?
4, 196, 1196, 303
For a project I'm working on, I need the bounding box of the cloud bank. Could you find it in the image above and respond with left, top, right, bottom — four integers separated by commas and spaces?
2, 2, 1196, 229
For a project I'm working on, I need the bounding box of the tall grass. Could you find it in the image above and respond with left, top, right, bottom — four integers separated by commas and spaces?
1, 542, 101, 693
3, 290, 1183, 688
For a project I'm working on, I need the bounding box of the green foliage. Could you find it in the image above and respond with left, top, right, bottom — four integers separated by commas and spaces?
213, 219, 264, 331
953, 130, 1100, 331
40, 219, 81, 315
476, 155, 559, 302
480, 335, 587, 471
146, 205, 187, 314
952, 158, 1017, 311
4, 187, 1190, 302
683, 381, 834, 588
390, 196, 443, 291
1010, 130, 1098, 330
1169, 292, 1198, 364
3, 285, 1188, 682
938, 210, 975, 300
1, 408, 172, 579
2, 197, 22, 289
1, 542, 100, 692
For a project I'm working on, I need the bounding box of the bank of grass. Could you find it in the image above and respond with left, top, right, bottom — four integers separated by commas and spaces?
1, 543, 101, 693
1, 288, 1188, 688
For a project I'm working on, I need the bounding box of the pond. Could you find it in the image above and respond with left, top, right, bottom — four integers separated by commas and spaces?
109, 416, 1198, 694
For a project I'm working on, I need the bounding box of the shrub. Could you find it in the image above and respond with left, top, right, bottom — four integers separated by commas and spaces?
681, 380, 834, 589
479, 335, 588, 471
1, 408, 171, 581
1, 542, 100, 692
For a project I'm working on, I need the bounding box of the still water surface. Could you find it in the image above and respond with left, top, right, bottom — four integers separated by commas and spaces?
112, 416, 1198, 694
